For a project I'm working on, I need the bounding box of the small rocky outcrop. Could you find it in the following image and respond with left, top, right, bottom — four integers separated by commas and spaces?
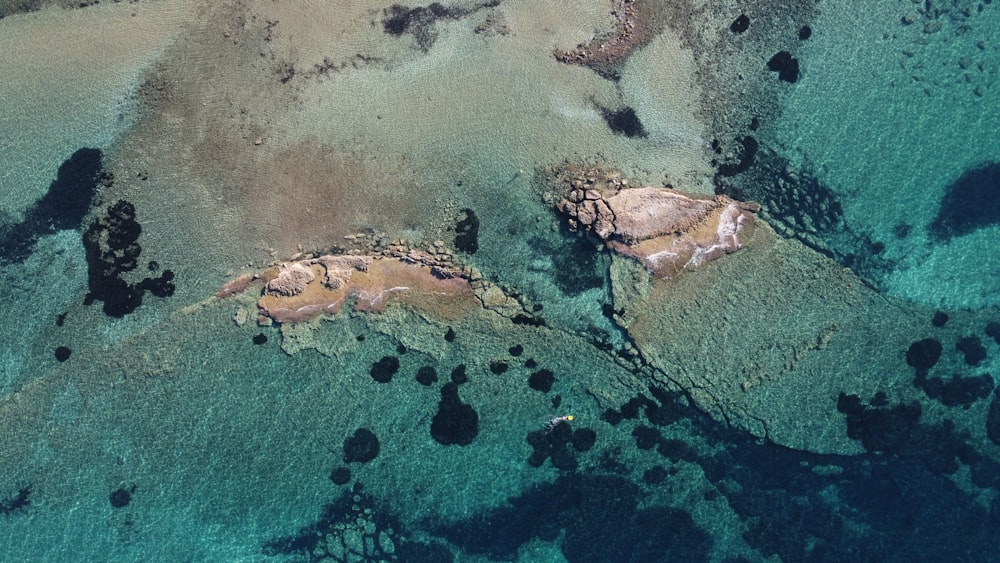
551, 166, 759, 278
265, 262, 315, 296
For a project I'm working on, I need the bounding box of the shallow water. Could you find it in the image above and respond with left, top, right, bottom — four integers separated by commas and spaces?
1, 1, 998, 561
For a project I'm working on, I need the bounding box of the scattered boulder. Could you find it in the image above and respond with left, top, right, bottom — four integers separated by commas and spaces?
956, 336, 987, 366
730, 14, 749, 34
54, 346, 71, 362
987, 388, 1000, 447
343, 428, 380, 463
986, 322, 1000, 345
109, 485, 135, 508
370, 356, 400, 383
767, 51, 800, 83
431, 383, 479, 446
905, 338, 942, 375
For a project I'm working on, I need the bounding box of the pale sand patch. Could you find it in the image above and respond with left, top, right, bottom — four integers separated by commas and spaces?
620, 30, 715, 192
0, 1, 197, 215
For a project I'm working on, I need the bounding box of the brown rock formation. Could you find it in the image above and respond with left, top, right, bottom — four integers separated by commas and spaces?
219, 254, 477, 324
553, 166, 759, 278
265, 262, 315, 296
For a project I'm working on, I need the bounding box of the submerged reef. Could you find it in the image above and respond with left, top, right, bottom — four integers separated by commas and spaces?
548, 165, 758, 278
552, 0, 662, 80
381, 1, 501, 51
264, 483, 450, 561
0, 485, 31, 515
82, 199, 175, 317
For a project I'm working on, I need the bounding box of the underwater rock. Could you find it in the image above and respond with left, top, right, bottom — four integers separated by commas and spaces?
956, 336, 987, 366
0, 485, 31, 514
343, 428, 380, 463
54, 346, 71, 362
906, 338, 943, 376
767, 51, 800, 83
329, 466, 351, 485
453, 208, 479, 254
431, 382, 479, 446
416, 365, 438, 386
730, 14, 750, 34
987, 388, 1000, 447
915, 372, 993, 408
932, 311, 949, 327
109, 485, 135, 508
553, 168, 758, 278
217, 254, 476, 324
837, 393, 922, 454
528, 368, 555, 393
987, 322, 1000, 345
370, 355, 400, 383
552, 0, 660, 80
382, 1, 500, 51
82, 200, 175, 317
929, 161, 1000, 241
598, 105, 647, 138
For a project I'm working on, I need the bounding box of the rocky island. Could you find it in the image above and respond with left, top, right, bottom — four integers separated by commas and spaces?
217, 253, 477, 324
549, 165, 759, 278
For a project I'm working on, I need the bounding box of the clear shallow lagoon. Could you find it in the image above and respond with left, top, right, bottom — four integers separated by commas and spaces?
0, 1, 998, 561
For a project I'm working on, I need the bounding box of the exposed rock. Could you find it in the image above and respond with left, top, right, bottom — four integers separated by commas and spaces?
265, 262, 315, 296
553, 167, 759, 278
315, 255, 372, 289
218, 254, 477, 324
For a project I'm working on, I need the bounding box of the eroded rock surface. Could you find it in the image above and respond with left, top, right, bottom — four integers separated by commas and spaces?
219, 254, 477, 324
552, 166, 759, 278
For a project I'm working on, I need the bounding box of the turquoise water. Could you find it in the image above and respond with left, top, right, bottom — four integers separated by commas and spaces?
1, 1, 999, 561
